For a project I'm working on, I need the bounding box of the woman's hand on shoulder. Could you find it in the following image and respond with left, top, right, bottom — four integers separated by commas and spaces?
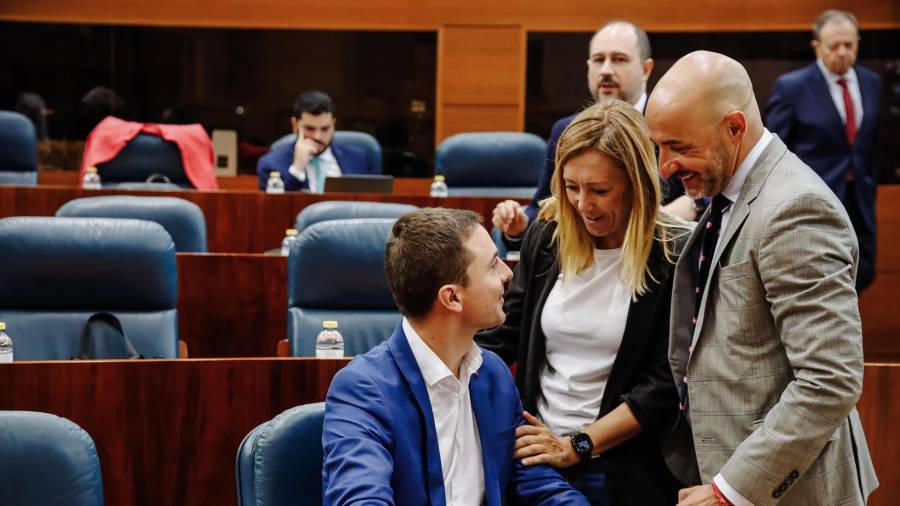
513, 411, 579, 469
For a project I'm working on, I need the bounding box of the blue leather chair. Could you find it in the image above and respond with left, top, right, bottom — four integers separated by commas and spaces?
0, 216, 179, 359
288, 218, 400, 356
57, 195, 208, 252
435, 131, 546, 197
0, 411, 104, 506
271, 131, 383, 174
235, 403, 325, 506
294, 200, 416, 231
0, 110, 38, 185
97, 133, 192, 189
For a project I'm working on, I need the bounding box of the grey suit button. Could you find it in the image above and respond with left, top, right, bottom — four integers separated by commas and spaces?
789, 469, 799, 480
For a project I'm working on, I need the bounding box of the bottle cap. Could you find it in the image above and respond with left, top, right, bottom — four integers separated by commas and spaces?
434, 175, 445, 182
0, 322, 5, 331
270, 171, 280, 177
322, 320, 338, 329
87, 167, 98, 173
285, 229, 298, 236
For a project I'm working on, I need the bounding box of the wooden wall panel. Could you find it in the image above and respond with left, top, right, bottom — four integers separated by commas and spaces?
436, 25, 525, 142
1, 0, 896, 31
876, 185, 899, 272
857, 363, 900, 506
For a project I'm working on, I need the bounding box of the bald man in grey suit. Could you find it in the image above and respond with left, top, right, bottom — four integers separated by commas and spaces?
646, 51, 877, 506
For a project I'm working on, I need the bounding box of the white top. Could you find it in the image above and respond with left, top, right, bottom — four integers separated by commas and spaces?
287, 146, 342, 193
402, 318, 485, 506
537, 248, 630, 435
816, 59, 864, 128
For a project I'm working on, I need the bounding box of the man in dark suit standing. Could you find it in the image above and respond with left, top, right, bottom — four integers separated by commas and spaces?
257, 90, 377, 192
492, 21, 697, 247
766, 10, 882, 291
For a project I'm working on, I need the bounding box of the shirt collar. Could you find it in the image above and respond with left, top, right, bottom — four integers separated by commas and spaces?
633, 91, 648, 113
403, 317, 483, 387
721, 129, 774, 203
816, 58, 858, 84
317, 146, 336, 163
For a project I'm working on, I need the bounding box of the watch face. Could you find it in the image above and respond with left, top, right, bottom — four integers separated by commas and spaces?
575, 439, 592, 452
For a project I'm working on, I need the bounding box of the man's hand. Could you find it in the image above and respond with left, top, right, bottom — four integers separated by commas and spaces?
492, 200, 529, 238
677, 485, 722, 506
292, 133, 320, 170
513, 411, 579, 469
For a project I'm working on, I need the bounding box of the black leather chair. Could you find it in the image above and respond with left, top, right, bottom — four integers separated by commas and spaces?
0, 216, 179, 359
0, 411, 104, 506
57, 195, 208, 252
235, 403, 326, 506
97, 133, 192, 189
0, 110, 38, 185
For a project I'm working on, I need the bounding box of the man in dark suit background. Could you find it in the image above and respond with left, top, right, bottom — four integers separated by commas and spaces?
256, 90, 377, 192
766, 9, 882, 291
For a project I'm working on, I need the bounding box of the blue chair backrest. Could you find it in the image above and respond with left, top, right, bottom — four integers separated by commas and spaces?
435, 131, 546, 197
0, 411, 104, 506
0, 216, 179, 359
97, 133, 192, 187
288, 218, 400, 356
294, 200, 416, 232
236, 403, 326, 506
0, 110, 38, 185
271, 131, 382, 174
57, 195, 208, 252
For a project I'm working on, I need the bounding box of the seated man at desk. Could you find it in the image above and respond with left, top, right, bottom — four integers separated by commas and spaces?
256, 90, 377, 192
323, 208, 589, 505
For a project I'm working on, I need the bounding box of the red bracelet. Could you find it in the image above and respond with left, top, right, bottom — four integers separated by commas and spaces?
710, 482, 733, 506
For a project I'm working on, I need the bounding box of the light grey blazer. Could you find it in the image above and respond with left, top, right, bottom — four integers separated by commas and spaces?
668, 135, 878, 505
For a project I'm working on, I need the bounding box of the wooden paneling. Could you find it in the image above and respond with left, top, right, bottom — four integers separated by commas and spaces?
860, 273, 900, 362
436, 25, 525, 142
876, 185, 900, 273
0, 185, 528, 253
1, 1, 896, 31
178, 253, 287, 357
858, 363, 900, 506
0, 360, 893, 505
0, 358, 347, 506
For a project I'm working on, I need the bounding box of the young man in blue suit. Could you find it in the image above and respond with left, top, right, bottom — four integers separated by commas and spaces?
322, 208, 590, 505
256, 90, 377, 192
766, 10, 882, 291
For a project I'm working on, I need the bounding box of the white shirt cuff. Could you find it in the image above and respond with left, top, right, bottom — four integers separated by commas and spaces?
287, 163, 305, 182
713, 474, 754, 506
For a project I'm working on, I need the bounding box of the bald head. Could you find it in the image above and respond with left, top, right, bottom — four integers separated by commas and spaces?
646, 51, 764, 198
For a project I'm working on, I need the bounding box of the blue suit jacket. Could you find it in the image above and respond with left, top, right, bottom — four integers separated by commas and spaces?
257, 139, 376, 191
766, 63, 882, 288
322, 325, 589, 506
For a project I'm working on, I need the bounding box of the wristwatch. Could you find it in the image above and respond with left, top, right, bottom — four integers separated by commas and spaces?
569, 432, 594, 462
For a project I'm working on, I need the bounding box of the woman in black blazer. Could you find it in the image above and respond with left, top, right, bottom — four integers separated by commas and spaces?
477, 100, 689, 505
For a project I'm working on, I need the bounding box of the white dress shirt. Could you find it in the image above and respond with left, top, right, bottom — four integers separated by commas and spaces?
537, 247, 629, 436
403, 318, 485, 506
816, 59, 864, 129
287, 146, 342, 193
707, 130, 774, 506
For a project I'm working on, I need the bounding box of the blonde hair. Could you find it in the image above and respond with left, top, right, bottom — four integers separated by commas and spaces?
538, 99, 688, 297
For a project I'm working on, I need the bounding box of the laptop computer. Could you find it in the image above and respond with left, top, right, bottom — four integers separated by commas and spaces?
324, 175, 394, 194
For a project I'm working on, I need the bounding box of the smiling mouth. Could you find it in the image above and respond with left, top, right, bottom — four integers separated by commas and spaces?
583, 214, 604, 223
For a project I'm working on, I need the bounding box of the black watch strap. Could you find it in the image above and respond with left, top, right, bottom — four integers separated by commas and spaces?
569, 432, 593, 462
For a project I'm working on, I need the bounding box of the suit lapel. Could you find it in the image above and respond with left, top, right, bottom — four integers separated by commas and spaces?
670, 212, 705, 380
807, 65, 850, 149
469, 372, 500, 506
387, 327, 447, 506
689, 137, 787, 353
857, 68, 878, 141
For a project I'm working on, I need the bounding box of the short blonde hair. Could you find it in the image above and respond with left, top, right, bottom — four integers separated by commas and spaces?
538, 99, 685, 297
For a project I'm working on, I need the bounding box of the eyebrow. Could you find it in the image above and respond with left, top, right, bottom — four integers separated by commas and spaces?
658, 139, 685, 146
590, 51, 630, 59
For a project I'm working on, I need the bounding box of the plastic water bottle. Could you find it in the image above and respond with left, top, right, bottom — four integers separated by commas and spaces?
430, 175, 448, 198
0, 322, 12, 363
315, 321, 344, 358
82, 167, 102, 189
281, 228, 298, 256
266, 171, 285, 194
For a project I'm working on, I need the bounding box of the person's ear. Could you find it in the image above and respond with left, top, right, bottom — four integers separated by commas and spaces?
642, 58, 655, 81
723, 111, 747, 142
436, 284, 463, 314
290, 116, 299, 133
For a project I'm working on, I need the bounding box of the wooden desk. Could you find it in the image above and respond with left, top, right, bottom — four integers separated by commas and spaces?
0, 358, 348, 506
0, 184, 525, 253
0, 360, 894, 506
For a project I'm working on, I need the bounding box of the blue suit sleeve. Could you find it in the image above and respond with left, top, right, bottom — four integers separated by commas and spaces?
257, 155, 273, 190
322, 366, 395, 506
508, 399, 590, 505
525, 118, 568, 223
765, 77, 795, 147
